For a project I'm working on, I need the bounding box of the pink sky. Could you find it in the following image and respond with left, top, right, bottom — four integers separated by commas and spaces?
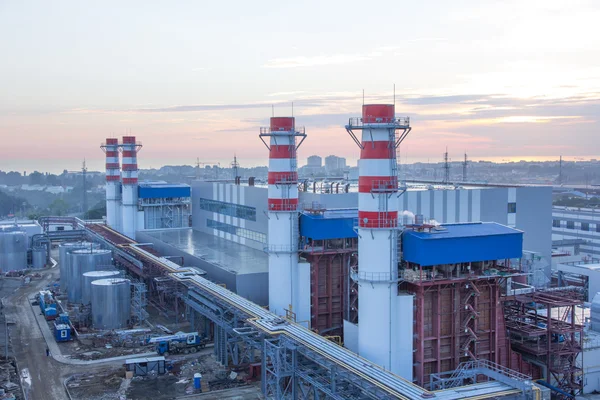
1, 1, 599, 173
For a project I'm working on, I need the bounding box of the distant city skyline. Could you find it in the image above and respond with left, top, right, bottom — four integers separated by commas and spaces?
1, 1, 599, 174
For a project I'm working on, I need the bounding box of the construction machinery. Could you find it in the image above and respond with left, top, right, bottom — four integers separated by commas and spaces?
148, 332, 207, 355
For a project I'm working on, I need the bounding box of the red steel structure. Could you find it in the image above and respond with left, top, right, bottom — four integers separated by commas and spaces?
399, 257, 526, 388
299, 207, 358, 336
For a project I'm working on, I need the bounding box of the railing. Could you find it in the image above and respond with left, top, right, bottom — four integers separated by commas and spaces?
353, 217, 399, 229
259, 126, 306, 135
350, 266, 402, 284
264, 244, 299, 253
430, 359, 533, 391
370, 179, 398, 193
346, 116, 410, 129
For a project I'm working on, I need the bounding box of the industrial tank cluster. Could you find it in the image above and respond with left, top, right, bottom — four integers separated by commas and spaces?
59, 242, 131, 330
0, 221, 44, 272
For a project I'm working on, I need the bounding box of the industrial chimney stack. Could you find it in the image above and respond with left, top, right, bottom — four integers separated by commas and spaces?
346, 104, 412, 377
120, 136, 141, 239
101, 138, 121, 231
259, 117, 306, 316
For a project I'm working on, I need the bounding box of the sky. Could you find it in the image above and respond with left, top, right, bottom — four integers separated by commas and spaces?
1, 0, 599, 174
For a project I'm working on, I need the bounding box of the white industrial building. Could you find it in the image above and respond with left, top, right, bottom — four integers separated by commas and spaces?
552, 206, 600, 259
191, 181, 552, 262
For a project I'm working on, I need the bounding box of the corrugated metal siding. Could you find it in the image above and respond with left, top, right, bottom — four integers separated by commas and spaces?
138, 185, 191, 199
300, 214, 357, 240
402, 223, 523, 266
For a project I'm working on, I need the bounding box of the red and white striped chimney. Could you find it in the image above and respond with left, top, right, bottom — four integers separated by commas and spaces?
346, 104, 411, 377
121, 136, 141, 239
260, 117, 306, 316
101, 138, 121, 231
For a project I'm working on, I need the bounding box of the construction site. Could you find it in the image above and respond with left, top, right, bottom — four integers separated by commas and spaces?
0, 105, 597, 400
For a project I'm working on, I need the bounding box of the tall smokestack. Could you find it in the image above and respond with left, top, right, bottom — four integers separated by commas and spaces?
346, 104, 412, 376
120, 136, 141, 239
259, 117, 306, 316
101, 138, 121, 231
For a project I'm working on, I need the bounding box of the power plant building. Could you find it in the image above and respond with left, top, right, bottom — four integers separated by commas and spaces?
87, 111, 579, 398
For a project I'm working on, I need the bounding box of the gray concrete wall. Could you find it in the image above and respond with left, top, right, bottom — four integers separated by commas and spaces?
480, 187, 509, 225
516, 186, 552, 261
236, 272, 268, 307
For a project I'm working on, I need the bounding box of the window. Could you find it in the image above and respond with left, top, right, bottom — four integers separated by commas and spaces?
207, 219, 266, 243
566, 221, 575, 229
581, 222, 590, 231
507, 202, 517, 213
553, 219, 561, 228
596, 224, 600, 233
199, 198, 256, 221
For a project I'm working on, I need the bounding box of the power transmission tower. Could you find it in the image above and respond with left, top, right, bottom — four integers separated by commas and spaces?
443, 148, 450, 184
82, 160, 88, 217
231, 155, 240, 180
559, 155, 563, 185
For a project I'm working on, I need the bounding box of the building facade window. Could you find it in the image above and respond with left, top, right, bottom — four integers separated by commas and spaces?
507, 202, 517, 213
198, 198, 256, 221
596, 224, 600, 233
566, 221, 575, 229
581, 222, 590, 231
552, 219, 561, 228
207, 219, 266, 243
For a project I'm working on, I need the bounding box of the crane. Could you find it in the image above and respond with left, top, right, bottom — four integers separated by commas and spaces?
195, 158, 221, 179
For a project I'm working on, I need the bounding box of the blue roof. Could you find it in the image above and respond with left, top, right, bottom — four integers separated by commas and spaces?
138, 183, 191, 199
402, 222, 523, 266
300, 209, 358, 240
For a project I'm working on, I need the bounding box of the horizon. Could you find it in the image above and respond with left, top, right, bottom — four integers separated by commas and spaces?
1, 1, 599, 174
1, 154, 598, 176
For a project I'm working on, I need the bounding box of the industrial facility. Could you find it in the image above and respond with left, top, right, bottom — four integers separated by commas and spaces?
101, 136, 191, 234
3, 107, 599, 400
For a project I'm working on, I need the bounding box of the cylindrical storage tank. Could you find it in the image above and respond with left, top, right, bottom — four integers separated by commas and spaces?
81, 270, 121, 304
0, 230, 28, 272
591, 292, 600, 333
67, 249, 112, 303
414, 214, 424, 225
59, 242, 98, 291
32, 247, 46, 269
91, 278, 131, 330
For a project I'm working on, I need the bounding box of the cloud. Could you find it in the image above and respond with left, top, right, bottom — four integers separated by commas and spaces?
267, 91, 307, 97
263, 53, 372, 69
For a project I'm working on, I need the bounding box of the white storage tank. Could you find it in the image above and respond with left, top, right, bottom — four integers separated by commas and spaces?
81, 270, 121, 304
91, 278, 131, 330
67, 249, 112, 303
59, 242, 98, 291
32, 247, 46, 269
0, 229, 28, 272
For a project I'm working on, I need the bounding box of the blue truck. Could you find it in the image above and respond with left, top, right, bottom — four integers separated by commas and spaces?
38, 290, 58, 320
148, 332, 207, 356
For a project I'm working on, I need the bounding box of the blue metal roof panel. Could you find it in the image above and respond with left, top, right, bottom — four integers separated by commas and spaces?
300, 210, 358, 240
402, 222, 523, 266
138, 184, 191, 199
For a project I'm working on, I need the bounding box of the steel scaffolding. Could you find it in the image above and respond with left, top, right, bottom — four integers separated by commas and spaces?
131, 280, 149, 325
504, 288, 584, 396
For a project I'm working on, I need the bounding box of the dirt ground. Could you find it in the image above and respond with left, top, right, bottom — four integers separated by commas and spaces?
67, 352, 257, 400
6, 264, 72, 400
